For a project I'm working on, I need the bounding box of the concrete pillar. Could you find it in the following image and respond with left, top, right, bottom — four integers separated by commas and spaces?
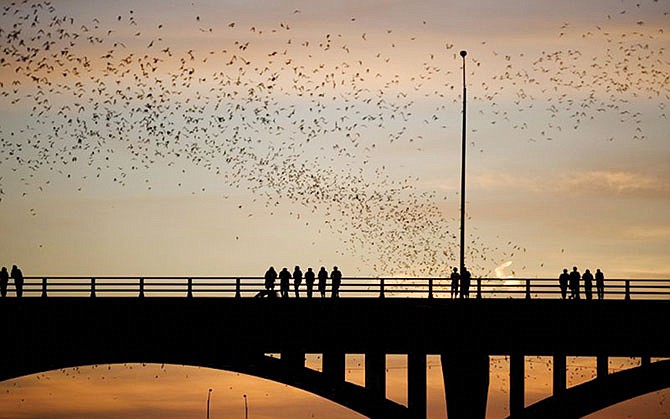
510, 353, 524, 416
553, 354, 566, 394
323, 351, 345, 383
281, 351, 305, 371
365, 352, 385, 400
597, 355, 608, 379
441, 352, 489, 419
641, 356, 651, 366
408, 353, 427, 419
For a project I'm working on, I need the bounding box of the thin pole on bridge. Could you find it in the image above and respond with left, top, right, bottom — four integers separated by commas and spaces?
459, 50, 467, 276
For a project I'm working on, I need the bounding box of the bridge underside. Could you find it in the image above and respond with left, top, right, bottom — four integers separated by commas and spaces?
2, 298, 669, 419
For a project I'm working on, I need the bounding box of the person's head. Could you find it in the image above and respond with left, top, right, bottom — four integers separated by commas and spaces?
563, 268, 568, 273
307, 267, 313, 272
596, 268, 601, 273
453, 267, 458, 272
12, 265, 17, 270
282, 267, 288, 272
320, 266, 326, 271
295, 265, 300, 270
333, 266, 338, 271
1, 267, 6, 272
585, 269, 590, 274
573, 266, 578, 271
269, 266, 275, 271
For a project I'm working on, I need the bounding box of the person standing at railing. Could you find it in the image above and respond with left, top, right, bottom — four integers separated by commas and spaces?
10, 265, 24, 298
279, 267, 291, 298
559, 268, 569, 299
304, 267, 315, 298
293, 266, 303, 298
331, 266, 342, 298
318, 267, 328, 298
583, 269, 594, 300
0, 266, 8, 298
450, 267, 460, 299
569, 266, 580, 300
460, 267, 471, 299
264, 266, 278, 297
595, 269, 605, 300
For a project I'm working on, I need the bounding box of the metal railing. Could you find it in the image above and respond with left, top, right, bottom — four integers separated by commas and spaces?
0, 277, 667, 300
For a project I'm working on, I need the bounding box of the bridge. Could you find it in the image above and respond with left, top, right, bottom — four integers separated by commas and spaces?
1, 276, 669, 418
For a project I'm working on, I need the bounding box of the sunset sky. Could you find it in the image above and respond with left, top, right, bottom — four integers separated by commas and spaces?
0, 0, 668, 417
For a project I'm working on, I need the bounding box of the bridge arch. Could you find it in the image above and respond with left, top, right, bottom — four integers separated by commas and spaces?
509, 359, 670, 419
0, 353, 409, 419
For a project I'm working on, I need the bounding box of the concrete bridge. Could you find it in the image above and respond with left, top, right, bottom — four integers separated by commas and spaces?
1, 277, 669, 418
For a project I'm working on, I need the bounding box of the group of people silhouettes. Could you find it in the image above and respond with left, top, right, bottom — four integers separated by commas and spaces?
0, 265, 24, 298
559, 267, 605, 300
449, 266, 473, 299
260, 266, 342, 298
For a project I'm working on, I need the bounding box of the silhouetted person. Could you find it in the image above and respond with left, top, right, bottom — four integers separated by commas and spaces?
318, 267, 328, 298
450, 267, 460, 299
305, 267, 315, 298
279, 267, 291, 298
261, 266, 277, 298
595, 268, 605, 300
331, 266, 342, 298
293, 265, 303, 298
569, 266, 580, 300
583, 269, 594, 300
460, 267, 471, 299
11, 265, 24, 298
0, 267, 8, 298
559, 268, 569, 299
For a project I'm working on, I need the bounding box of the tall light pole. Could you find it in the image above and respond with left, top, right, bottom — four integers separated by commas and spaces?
459, 50, 467, 276
206, 388, 212, 419
243, 394, 248, 419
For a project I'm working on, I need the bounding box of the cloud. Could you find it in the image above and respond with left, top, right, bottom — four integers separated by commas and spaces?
558, 170, 669, 198
472, 170, 668, 199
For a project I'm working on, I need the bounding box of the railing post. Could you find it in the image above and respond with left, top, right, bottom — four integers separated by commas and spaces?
379, 278, 385, 298
139, 277, 144, 298
428, 278, 433, 298
187, 278, 193, 298
625, 280, 630, 300
525, 278, 531, 299
41, 277, 48, 297
476, 278, 482, 299
235, 278, 241, 298
90, 277, 96, 297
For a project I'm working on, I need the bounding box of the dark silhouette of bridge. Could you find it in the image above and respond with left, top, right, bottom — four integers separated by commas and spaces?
1, 277, 669, 418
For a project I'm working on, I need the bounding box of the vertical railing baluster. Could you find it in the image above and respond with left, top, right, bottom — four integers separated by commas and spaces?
90, 277, 96, 297
476, 278, 482, 299
379, 278, 385, 298
235, 278, 241, 298
428, 278, 433, 299
41, 277, 48, 297
525, 279, 531, 299
625, 280, 630, 301
187, 277, 193, 298
139, 277, 144, 298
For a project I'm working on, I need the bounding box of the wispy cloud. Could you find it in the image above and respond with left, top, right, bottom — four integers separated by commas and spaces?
472, 170, 668, 199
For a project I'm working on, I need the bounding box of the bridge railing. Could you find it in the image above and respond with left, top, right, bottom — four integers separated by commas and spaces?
4, 277, 669, 300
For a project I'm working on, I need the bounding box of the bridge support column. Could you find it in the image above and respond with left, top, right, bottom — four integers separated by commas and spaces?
597, 355, 608, 379
510, 353, 524, 416
408, 352, 427, 419
553, 354, 566, 394
281, 351, 305, 377
365, 352, 386, 400
441, 352, 489, 419
323, 352, 345, 383
641, 356, 651, 366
